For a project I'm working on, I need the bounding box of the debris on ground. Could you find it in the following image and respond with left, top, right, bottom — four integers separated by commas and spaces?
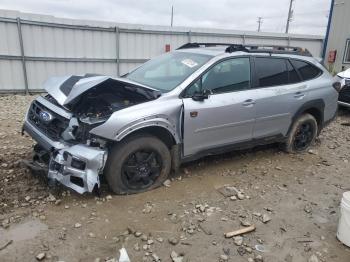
170, 251, 184, 262
225, 225, 256, 238
0, 240, 13, 251
35, 252, 46, 261
118, 247, 130, 262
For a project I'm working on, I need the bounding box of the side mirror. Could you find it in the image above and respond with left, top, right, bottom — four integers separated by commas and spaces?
192, 90, 210, 101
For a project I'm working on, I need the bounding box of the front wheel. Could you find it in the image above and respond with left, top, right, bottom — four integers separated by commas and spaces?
283, 113, 318, 153
105, 135, 172, 194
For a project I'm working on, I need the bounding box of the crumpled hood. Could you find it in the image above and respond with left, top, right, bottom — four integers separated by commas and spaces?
44, 74, 161, 106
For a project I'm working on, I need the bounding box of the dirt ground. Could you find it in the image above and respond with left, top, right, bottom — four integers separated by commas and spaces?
1, 95, 350, 262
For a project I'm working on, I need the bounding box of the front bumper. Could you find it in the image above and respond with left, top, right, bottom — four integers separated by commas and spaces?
23, 99, 108, 194
48, 144, 107, 194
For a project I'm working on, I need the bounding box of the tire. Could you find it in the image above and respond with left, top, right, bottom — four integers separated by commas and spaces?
105, 135, 171, 194
283, 113, 318, 153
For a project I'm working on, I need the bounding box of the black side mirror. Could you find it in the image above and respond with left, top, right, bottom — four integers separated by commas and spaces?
192, 90, 210, 101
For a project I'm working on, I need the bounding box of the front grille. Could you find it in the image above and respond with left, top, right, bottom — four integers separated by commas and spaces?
28, 101, 69, 141
340, 85, 350, 103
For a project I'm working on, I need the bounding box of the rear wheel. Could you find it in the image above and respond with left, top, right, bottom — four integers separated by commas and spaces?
284, 113, 318, 153
105, 135, 171, 194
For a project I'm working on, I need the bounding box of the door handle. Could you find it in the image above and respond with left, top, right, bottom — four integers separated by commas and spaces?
294, 92, 305, 98
242, 99, 256, 106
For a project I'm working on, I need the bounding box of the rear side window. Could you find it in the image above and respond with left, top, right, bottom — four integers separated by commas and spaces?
287, 60, 301, 84
255, 58, 289, 87
290, 59, 322, 81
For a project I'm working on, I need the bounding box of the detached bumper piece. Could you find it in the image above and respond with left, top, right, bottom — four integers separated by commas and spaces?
48, 145, 107, 194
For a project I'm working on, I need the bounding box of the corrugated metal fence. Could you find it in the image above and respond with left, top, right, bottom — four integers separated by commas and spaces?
0, 10, 324, 93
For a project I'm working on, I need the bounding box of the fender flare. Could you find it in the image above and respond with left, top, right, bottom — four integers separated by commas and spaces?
288, 99, 325, 135
115, 115, 180, 143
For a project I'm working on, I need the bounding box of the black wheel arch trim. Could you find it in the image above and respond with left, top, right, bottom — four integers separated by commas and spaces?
288, 99, 325, 136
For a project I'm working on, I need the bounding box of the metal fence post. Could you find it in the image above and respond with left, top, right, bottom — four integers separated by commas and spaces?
287, 36, 291, 47
115, 26, 120, 76
16, 17, 29, 95
188, 30, 192, 43
242, 34, 246, 45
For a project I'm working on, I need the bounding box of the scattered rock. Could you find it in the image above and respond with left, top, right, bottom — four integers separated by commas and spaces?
237, 192, 245, 200
170, 251, 184, 262
219, 254, 228, 261
134, 243, 140, 251
134, 231, 142, 237
152, 253, 160, 261
47, 193, 56, 202
240, 220, 252, 227
156, 237, 164, 243
168, 237, 179, 245
36, 252, 46, 261
233, 236, 243, 246
74, 223, 82, 228
142, 203, 153, 214
217, 185, 240, 197
308, 254, 319, 262
163, 179, 171, 187
254, 254, 264, 262
262, 214, 271, 223
237, 246, 246, 256
304, 204, 312, 214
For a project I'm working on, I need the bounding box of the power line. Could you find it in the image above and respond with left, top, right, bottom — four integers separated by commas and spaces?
257, 17, 263, 32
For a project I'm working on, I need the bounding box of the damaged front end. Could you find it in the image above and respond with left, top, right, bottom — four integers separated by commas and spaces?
23, 74, 160, 194
48, 144, 107, 194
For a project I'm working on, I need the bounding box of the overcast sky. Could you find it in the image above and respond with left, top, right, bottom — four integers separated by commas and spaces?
0, 0, 331, 35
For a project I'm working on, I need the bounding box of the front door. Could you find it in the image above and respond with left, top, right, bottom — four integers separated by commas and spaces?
182, 57, 257, 156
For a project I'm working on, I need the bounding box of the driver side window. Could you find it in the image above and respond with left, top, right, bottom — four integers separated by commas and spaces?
185, 57, 251, 97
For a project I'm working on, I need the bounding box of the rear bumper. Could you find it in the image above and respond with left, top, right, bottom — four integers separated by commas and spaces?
23, 102, 107, 194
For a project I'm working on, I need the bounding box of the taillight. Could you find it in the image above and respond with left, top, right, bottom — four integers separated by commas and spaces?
333, 82, 342, 92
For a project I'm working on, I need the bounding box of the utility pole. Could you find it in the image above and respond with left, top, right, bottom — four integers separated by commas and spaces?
257, 17, 263, 32
171, 5, 174, 27
285, 0, 294, 33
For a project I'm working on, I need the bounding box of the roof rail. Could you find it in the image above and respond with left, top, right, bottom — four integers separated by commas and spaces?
177, 43, 233, 49
177, 42, 312, 57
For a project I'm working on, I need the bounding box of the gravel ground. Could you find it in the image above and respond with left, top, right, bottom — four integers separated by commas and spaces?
1, 95, 350, 262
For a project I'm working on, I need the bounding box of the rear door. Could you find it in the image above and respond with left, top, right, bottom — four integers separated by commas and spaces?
252, 57, 308, 139
182, 57, 257, 156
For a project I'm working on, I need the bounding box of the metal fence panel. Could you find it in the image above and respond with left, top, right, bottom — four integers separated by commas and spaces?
0, 9, 324, 93
0, 60, 24, 91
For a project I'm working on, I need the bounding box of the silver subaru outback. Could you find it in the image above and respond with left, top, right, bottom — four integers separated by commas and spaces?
23, 43, 339, 194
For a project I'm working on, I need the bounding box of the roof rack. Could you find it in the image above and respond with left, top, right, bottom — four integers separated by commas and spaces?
177, 42, 312, 57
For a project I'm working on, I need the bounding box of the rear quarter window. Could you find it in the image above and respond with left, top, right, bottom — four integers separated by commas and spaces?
290, 59, 322, 81
255, 57, 289, 87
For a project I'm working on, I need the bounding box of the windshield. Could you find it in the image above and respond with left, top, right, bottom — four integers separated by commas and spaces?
125, 52, 212, 92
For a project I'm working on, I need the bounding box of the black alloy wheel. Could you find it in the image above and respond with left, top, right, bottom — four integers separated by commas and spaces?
293, 121, 315, 151
121, 150, 162, 190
